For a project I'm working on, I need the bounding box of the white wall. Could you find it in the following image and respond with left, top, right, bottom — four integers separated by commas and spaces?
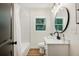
18, 3, 77, 50
18, 4, 52, 48
30, 8, 52, 48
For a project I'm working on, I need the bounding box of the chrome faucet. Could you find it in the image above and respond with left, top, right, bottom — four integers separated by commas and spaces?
53, 32, 61, 40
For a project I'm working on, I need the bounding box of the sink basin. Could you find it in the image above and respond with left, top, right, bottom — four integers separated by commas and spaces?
44, 37, 70, 44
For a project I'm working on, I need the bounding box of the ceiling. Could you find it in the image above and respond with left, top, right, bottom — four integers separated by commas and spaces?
18, 3, 54, 8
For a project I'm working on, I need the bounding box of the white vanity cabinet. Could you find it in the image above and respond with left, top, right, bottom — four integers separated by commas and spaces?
44, 37, 70, 56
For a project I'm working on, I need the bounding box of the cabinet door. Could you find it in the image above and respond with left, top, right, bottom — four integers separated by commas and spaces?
48, 44, 69, 56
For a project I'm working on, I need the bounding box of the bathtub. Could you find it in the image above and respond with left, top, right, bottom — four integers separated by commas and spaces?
17, 42, 30, 56
21, 42, 30, 56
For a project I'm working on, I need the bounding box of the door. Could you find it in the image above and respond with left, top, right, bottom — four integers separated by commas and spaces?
0, 3, 16, 56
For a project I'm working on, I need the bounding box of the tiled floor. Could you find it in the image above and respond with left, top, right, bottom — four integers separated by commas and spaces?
27, 48, 44, 56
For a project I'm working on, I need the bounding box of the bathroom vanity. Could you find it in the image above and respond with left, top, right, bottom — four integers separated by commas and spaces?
44, 37, 70, 56
43, 6, 70, 56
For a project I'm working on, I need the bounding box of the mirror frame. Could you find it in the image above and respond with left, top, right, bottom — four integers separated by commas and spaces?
55, 7, 70, 33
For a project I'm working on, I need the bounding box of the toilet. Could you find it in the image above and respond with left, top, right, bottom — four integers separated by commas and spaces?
38, 42, 45, 55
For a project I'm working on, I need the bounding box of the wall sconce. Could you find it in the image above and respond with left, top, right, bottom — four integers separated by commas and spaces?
51, 3, 62, 13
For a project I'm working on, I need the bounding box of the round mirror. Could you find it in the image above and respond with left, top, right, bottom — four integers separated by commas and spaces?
55, 7, 70, 33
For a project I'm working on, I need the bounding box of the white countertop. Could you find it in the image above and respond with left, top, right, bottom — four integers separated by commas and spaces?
44, 37, 70, 44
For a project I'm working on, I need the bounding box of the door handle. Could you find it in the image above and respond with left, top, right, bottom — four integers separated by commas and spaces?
10, 41, 17, 45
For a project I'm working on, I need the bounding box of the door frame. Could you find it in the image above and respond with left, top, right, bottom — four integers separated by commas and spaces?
11, 3, 14, 56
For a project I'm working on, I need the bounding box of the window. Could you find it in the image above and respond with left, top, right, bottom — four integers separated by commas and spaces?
36, 18, 46, 31
55, 17, 63, 32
